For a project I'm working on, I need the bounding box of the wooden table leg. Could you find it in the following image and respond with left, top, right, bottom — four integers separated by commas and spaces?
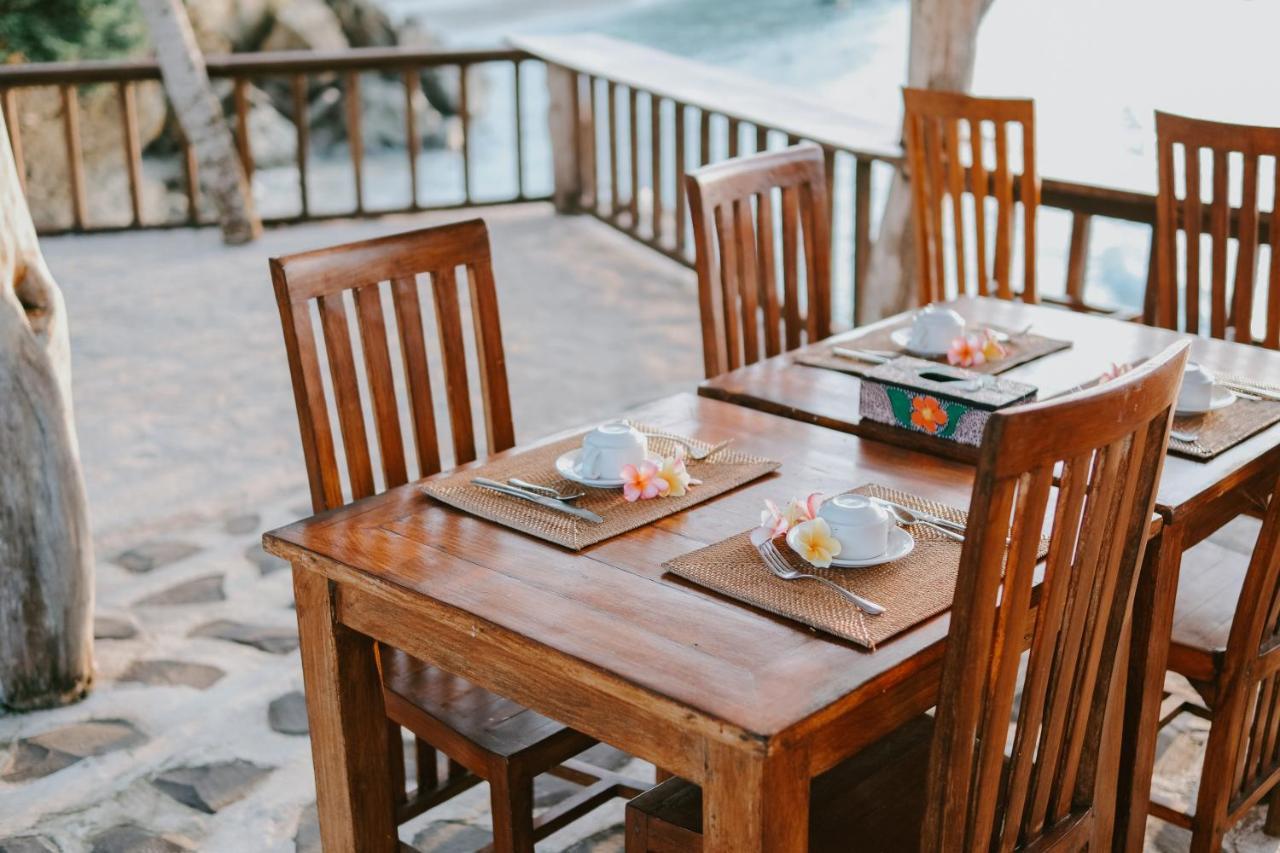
1114, 524, 1184, 852
294, 568, 399, 852
703, 740, 809, 852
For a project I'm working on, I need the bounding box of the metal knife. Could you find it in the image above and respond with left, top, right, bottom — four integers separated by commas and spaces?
472, 478, 605, 524
831, 346, 894, 364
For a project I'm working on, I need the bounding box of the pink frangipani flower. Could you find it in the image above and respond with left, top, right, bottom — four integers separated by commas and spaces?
749, 492, 823, 546
621, 461, 667, 502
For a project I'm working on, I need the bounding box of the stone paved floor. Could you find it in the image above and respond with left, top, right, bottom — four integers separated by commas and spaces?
2, 206, 1278, 850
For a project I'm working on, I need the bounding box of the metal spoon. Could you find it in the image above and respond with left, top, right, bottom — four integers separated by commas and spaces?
871, 499, 966, 542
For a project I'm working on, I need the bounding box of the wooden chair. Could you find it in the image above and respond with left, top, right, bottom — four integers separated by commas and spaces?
1154, 476, 1280, 850
902, 87, 1039, 306
1150, 111, 1280, 348
626, 341, 1191, 852
270, 220, 645, 851
685, 142, 832, 379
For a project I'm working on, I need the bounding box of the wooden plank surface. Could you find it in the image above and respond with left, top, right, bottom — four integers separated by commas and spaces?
699, 297, 1280, 522
267, 394, 977, 742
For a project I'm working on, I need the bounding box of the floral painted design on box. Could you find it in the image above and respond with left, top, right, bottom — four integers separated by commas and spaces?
858, 356, 1038, 447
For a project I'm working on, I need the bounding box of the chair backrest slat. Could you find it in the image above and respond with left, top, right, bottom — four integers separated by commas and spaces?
922, 341, 1189, 851
903, 88, 1039, 305
1151, 111, 1280, 348
1193, 474, 1280, 831
687, 142, 831, 379
271, 219, 513, 512
353, 282, 408, 490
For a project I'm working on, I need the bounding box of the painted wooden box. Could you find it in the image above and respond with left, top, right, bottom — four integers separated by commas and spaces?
858, 356, 1038, 447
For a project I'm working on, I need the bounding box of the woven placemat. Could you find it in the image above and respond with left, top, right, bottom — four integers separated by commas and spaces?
422, 423, 780, 550
664, 484, 1049, 650
796, 321, 1071, 378
1170, 376, 1280, 460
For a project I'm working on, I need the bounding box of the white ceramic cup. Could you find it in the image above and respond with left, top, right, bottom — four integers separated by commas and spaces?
907, 304, 966, 353
817, 495, 892, 561
1177, 362, 1216, 412
575, 422, 648, 480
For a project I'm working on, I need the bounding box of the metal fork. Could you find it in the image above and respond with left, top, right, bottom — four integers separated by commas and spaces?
758, 540, 885, 616
507, 478, 586, 501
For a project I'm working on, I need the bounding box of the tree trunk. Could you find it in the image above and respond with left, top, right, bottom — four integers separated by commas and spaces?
138, 0, 261, 245
858, 0, 995, 323
0, 107, 94, 711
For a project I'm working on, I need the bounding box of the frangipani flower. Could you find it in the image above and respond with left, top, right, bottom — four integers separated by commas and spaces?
979, 331, 1008, 362
790, 518, 842, 568
620, 461, 667, 502
947, 334, 985, 367
655, 448, 700, 497
1101, 361, 1133, 383
749, 492, 823, 546
910, 395, 948, 434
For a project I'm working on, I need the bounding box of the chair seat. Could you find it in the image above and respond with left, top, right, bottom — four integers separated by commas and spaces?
1168, 542, 1250, 685
381, 647, 594, 768
626, 715, 934, 852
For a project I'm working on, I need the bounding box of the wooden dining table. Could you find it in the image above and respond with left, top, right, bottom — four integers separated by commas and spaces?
267, 393, 1015, 851
700, 295, 1280, 851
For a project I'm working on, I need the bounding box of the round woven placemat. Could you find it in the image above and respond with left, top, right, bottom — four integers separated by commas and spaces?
422, 423, 780, 550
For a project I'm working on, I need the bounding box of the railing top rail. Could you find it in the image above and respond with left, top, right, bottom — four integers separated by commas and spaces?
510, 32, 905, 164
0, 45, 532, 87
513, 33, 1162, 222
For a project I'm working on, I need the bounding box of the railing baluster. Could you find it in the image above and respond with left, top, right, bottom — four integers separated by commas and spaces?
728, 117, 739, 159
628, 86, 639, 230
2, 88, 26, 194
699, 109, 711, 168
459, 63, 471, 204
60, 84, 86, 229
607, 80, 618, 216
1065, 212, 1093, 309
583, 75, 598, 212
650, 94, 662, 243
293, 74, 311, 217
513, 59, 524, 200
674, 100, 686, 255
117, 81, 144, 226
232, 78, 254, 183
853, 157, 872, 326
344, 71, 364, 213
180, 125, 199, 224
402, 68, 419, 210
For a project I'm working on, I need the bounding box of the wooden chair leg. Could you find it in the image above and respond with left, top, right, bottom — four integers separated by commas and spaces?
489, 768, 535, 853
1266, 785, 1280, 837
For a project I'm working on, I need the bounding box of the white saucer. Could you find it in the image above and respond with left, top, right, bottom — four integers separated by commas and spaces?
555, 448, 664, 488
1174, 386, 1236, 417
786, 525, 915, 569
890, 327, 952, 358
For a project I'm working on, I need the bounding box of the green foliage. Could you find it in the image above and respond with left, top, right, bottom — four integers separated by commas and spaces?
0, 0, 148, 63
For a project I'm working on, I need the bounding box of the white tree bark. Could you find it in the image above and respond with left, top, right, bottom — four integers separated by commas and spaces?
138, 0, 261, 245
859, 0, 995, 323
0, 107, 94, 711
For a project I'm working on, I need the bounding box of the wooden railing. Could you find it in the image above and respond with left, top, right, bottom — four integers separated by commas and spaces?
0, 46, 544, 233
517, 34, 1164, 323
3, 35, 1185, 323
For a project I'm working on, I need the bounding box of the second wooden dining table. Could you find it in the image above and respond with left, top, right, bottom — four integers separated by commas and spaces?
701, 295, 1280, 851
267, 393, 1026, 851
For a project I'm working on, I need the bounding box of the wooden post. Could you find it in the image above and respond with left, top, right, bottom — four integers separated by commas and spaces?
137, 0, 260, 244
860, 0, 995, 321
0, 104, 94, 711
547, 64, 581, 212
